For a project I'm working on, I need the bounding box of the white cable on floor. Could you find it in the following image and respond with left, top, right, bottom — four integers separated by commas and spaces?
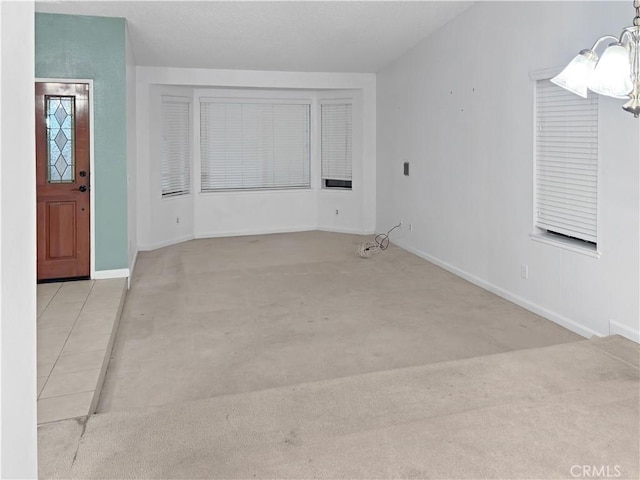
357, 223, 402, 258
357, 241, 379, 258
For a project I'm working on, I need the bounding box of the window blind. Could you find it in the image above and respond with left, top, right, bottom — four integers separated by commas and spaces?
535, 80, 598, 244
321, 102, 353, 184
200, 100, 310, 191
161, 98, 191, 197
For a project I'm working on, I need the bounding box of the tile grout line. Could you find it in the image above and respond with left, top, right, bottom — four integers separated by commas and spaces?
40, 352, 108, 390
36, 282, 63, 320
37, 413, 89, 426
39, 281, 96, 400
39, 386, 97, 402
38, 280, 127, 423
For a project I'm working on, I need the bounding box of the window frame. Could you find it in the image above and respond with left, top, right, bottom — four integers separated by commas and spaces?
160, 95, 192, 198
198, 96, 312, 193
529, 69, 601, 257
320, 98, 354, 191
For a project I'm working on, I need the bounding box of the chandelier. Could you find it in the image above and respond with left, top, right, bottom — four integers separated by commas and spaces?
551, 0, 640, 117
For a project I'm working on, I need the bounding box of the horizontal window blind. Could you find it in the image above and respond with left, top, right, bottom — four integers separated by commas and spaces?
321, 102, 352, 183
535, 80, 598, 244
161, 98, 191, 197
200, 100, 310, 191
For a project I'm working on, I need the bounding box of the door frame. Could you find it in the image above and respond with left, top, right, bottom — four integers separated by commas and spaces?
36, 78, 96, 279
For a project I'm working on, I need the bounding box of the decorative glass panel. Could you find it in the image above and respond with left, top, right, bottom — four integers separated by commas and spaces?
46, 96, 75, 183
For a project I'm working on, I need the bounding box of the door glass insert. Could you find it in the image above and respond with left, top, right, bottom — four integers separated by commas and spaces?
46, 96, 75, 183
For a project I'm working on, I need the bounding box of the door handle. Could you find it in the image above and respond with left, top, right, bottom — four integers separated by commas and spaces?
71, 185, 88, 192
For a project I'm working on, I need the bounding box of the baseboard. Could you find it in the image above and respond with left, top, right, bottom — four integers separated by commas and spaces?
394, 239, 603, 340
138, 235, 195, 251
140, 229, 328, 250
317, 226, 375, 235
93, 268, 130, 280
610, 320, 640, 344
138, 228, 389, 252
195, 226, 316, 239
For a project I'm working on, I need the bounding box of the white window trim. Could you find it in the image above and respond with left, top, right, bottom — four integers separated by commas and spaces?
160, 95, 192, 198
529, 231, 600, 258
529, 68, 601, 257
198, 93, 313, 193
317, 91, 360, 194
320, 98, 354, 191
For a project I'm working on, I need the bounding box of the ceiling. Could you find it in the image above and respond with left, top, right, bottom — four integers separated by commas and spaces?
35, 1, 473, 73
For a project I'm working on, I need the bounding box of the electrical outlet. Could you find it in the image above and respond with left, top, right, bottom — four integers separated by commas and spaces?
176, 217, 180, 224
520, 264, 529, 279
409, 224, 413, 232
335, 209, 339, 215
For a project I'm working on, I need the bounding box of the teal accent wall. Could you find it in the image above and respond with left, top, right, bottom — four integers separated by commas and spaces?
35, 13, 128, 271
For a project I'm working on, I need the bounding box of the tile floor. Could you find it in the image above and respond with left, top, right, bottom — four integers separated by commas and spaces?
37, 278, 127, 424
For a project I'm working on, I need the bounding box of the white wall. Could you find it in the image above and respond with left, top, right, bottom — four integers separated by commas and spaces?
0, 1, 38, 477
126, 24, 138, 277
136, 67, 376, 250
377, 1, 639, 342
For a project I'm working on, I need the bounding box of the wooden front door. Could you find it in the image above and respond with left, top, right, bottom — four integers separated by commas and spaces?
36, 82, 90, 281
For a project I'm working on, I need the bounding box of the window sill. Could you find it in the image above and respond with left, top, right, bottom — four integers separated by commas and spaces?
199, 186, 312, 196
320, 188, 353, 193
529, 232, 600, 259
162, 193, 193, 201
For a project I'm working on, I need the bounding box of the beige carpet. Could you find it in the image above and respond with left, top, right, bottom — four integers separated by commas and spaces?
37, 233, 639, 479
98, 232, 580, 413
39, 335, 638, 479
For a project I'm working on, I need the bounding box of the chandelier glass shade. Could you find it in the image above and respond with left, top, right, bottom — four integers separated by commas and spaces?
550, 49, 598, 98
551, 0, 640, 117
588, 44, 633, 99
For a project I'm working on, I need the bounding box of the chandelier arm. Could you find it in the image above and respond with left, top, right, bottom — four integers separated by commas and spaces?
619, 29, 637, 45
589, 35, 621, 52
